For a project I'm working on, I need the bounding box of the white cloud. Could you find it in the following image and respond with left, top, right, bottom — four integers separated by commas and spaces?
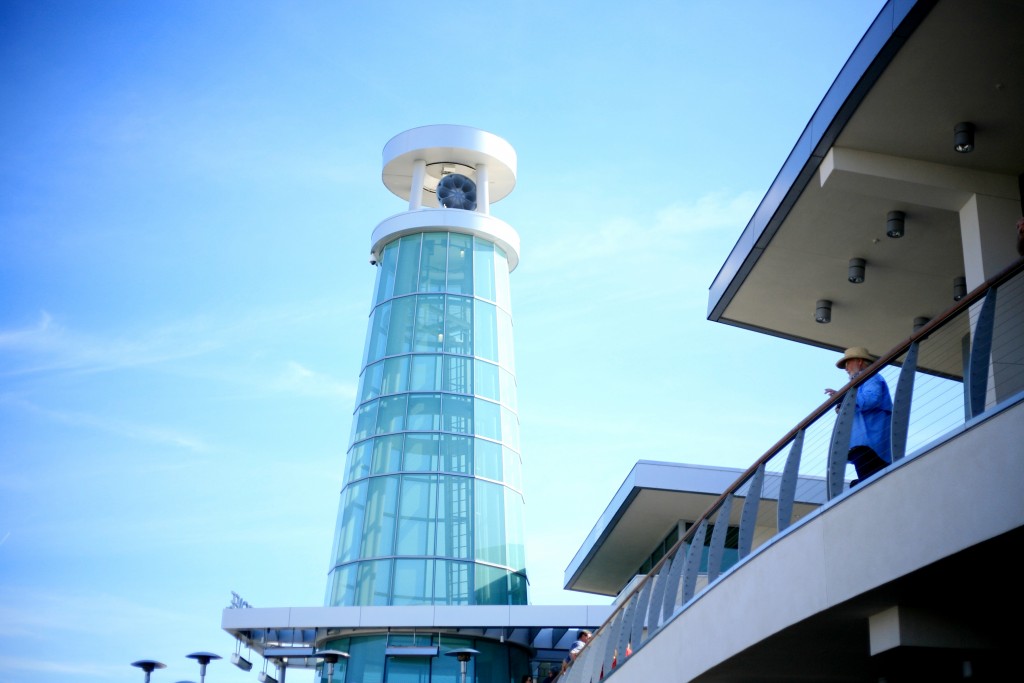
274, 361, 355, 400
0, 395, 211, 453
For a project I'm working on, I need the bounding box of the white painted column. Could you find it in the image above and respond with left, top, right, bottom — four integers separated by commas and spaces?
959, 193, 1024, 406
409, 159, 426, 210
476, 163, 489, 215
958, 193, 1019, 287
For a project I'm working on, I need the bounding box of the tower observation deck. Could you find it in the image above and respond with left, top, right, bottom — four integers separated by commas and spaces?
326, 125, 528, 608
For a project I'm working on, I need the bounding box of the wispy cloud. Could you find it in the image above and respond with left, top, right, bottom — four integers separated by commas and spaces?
0, 299, 346, 380
274, 361, 355, 400
0, 395, 212, 452
524, 190, 759, 276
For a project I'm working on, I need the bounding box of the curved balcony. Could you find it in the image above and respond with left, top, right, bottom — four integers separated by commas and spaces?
562, 258, 1024, 682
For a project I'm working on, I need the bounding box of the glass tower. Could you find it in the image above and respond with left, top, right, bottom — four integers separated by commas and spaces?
326, 125, 528, 609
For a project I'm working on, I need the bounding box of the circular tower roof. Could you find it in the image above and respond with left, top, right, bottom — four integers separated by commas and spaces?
382, 125, 517, 207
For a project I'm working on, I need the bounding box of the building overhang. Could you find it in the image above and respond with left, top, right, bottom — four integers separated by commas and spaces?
562, 461, 825, 597
707, 0, 1024, 367
221, 604, 612, 669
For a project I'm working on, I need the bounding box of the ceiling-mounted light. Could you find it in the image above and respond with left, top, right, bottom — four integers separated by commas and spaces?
886, 210, 906, 238
815, 299, 832, 324
953, 276, 967, 301
954, 122, 975, 153
848, 258, 866, 284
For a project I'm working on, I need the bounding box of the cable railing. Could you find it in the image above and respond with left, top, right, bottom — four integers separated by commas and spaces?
560, 257, 1024, 683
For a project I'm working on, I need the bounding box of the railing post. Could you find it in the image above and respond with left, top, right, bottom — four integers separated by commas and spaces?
777, 431, 803, 531
891, 341, 919, 461
681, 520, 708, 603
968, 287, 998, 417
828, 388, 857, 499
738, 464, 765, 559
707, 496, 734, 583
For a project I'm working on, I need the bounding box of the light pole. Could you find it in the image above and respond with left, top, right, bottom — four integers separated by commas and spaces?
186, 652, 221, 683
314, 649, 350, 682
131, 660, 167, 683
444, 648, 479, 683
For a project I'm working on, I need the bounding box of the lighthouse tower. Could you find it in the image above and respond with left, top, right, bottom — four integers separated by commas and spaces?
326, 125, 528, 609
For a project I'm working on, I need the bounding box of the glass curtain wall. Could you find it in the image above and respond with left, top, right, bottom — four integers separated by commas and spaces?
326, 231, 527, 606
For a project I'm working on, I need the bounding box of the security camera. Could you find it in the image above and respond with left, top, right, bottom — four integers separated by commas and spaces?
369, 253, 378, 266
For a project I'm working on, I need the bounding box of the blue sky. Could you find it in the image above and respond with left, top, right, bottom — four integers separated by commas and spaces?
1, 2, 886, 681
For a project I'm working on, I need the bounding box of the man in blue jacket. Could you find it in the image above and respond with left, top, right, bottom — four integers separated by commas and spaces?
825, 347, 893, 486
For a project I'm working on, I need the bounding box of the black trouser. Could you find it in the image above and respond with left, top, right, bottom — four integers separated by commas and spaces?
848, 445, 888, 485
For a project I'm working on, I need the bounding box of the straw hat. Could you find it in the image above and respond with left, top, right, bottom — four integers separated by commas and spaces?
836, 346, 874, 369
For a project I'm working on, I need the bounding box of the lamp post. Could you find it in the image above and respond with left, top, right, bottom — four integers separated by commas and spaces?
444, 648, 479, 683
131, 660, 167, 683
314, 649, 350, 682
186, 652, 221, 683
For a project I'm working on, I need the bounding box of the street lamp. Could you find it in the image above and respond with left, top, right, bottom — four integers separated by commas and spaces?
314, 649, 350, 682
131, 660, 167, 683
444, 648, 479, 683
186, 652, 221, 683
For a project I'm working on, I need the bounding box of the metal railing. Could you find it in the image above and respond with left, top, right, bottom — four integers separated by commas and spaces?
560, 258, 1024, 682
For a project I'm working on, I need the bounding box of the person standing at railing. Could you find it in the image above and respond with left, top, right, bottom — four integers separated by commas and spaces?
825, 347, 893, 486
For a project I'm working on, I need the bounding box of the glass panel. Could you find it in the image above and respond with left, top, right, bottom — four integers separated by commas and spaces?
447, 233, 473, 295
361, 476, 398, 557
502, 446, 521, 491
347, 635, 387, 683
494, 245, 511, 312
396, 474, 435, 556
384, 652, 431, 681
500, 407, 519, 451
410, 354, 442, 392
508, 572, 528, 606
364, 302, 391, 366
474, 399, 501, 441
474, 360, 499, 400
360, 361, 385, 402
499, 367, 517, 410
376, 395, 408, 435
435, 560, 472, 606
381, 356, 410, 395
403, 433, 439, 471
352, 399, 379, 443
393, 234, 422, 296
474, 563, 508, 605
444, 355, 472, 395
437, 475, 472, 559
356, 559, 393, 606
418, 232, 448, 292
444, 295, 473, 355
475, 439, 502, 481
440, 435, 472, 474
372, 435, 404, 474
497, 308, 515, 373
414, 294, 445, 353
375, 240, 399, 305
407, 394, 441, 431
475, 638, 510, 683
443, 394, 474, 434
473, 238, 496, 302
391, 559, 434, 607
386, 296, 416, 356
474, 480, 506, 565
474, 300, 498, 361
505, 488, 526, 571
327, 563, 357, 606
346, 440, 374, 482
334, 480, 367, 564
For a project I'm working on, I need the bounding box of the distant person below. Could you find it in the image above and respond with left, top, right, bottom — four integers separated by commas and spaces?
825, 347, 893, 486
